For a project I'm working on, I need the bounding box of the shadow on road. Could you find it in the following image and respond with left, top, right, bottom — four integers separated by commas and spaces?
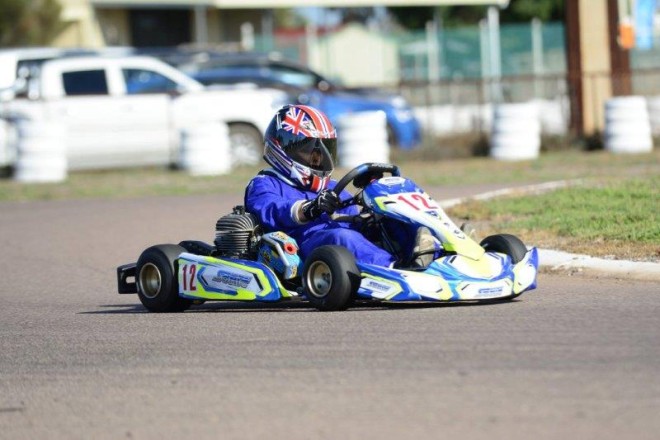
83, 298, 519, 314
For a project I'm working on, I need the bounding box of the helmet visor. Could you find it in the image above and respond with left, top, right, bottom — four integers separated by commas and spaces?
284, 137, 337, 172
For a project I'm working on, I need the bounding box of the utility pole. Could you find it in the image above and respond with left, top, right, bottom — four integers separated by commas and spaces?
607, 0, 632, 96
565, 0, 631, 137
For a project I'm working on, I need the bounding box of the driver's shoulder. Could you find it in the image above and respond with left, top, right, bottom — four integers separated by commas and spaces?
246, 172, 282, 193
250, 169, 285, 185
248, 172, 308, 200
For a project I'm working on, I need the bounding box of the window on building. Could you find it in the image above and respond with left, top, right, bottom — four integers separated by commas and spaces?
129, 9, 191, 47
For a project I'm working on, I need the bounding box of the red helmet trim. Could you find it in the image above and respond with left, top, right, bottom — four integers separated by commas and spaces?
309, 175, 328, 192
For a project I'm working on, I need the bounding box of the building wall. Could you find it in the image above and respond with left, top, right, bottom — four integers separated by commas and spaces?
217, 9, 263, 42
96, 9, 131, 46
309, 23, 399, 86
55, 0, 106, 47
54, 0, 260, 48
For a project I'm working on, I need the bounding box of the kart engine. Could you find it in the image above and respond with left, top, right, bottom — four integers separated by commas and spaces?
214, 206, 261, 259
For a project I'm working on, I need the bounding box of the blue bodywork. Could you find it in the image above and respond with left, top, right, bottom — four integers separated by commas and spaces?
354, 247, 539, 302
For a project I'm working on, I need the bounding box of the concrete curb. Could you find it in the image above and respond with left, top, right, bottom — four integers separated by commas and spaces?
439, 179, 584, 209
538, 249, 660, 281
439, 180, 660, 282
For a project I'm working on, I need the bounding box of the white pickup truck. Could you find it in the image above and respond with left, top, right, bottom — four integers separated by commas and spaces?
0, 55, 289, 171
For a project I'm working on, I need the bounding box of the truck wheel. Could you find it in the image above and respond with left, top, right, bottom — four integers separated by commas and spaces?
480, 234, 528, 264
228, 123, 262, 167
303, 245, 361, 311
136, 244, 191, 312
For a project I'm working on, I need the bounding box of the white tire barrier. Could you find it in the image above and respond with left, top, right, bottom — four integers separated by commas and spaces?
647, 96, 660, 136
490, 102, 541, 161
179, 122, 231, 176
414, 104, 492, 135
337, 111, 390, 168
14, 120, 68, 183
604, 96, 653, 154
0, 119, 10, 167
533, 98, 570, 136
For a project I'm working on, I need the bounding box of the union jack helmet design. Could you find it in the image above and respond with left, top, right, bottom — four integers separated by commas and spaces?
264, 105, 337, 192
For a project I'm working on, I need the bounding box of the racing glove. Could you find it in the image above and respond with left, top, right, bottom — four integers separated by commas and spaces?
301, 189, 341, 221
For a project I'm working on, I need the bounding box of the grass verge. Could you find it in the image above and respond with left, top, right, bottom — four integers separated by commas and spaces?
1, 149, 657, 202
447, 175, 660, 262
0, 149, 658, 261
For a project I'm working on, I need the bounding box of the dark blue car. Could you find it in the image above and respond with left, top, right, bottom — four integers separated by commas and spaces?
179, 53, 421, 150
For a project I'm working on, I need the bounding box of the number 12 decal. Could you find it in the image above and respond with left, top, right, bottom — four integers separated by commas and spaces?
397, 193, 439, 211
181, 264, 197, 291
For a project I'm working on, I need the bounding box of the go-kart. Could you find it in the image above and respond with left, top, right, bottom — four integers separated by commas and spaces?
116, 163, 538, 312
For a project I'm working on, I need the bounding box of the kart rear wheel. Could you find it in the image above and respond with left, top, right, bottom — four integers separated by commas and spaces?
303, 245, 361, 311
136, 244, 191, 313
480, 234, 528, 264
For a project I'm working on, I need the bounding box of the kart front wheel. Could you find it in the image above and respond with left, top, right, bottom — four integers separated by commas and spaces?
480, 234, 528, 264
136, 244, 191, 313
480, 234, 529, 301
303, 246, 361, 311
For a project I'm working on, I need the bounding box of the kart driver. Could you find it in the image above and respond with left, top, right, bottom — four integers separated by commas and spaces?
244, 104, 434, 268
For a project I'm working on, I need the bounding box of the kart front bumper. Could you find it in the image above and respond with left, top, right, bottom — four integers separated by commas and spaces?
117, 263, 137, 294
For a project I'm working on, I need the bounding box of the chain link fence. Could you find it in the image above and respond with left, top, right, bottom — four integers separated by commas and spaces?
253, 20, 660, 153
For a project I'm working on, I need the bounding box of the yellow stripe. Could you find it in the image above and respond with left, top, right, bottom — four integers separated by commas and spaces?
361, 272, 403, 300
191, 256, 277, 299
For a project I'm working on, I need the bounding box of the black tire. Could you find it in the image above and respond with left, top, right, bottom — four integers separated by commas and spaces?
135, 244, 192, 313
228, 123, 263, 167
480, 234, 528, 264
302, 246, 361, 311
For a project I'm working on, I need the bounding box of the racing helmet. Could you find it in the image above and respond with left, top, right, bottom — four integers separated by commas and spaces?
263, 104, 337, 192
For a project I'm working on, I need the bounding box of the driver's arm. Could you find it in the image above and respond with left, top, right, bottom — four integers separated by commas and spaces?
245, 175, 307, 230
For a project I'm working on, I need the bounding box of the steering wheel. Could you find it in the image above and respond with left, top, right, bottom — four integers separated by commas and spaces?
332, 163, 400, 209
334, 163, 400, 194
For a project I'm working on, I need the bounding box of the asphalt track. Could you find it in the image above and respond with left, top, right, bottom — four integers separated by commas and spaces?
1, 185, 659, 440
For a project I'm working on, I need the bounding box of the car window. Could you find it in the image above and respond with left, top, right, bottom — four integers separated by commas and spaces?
122, 68, 179, 94
15, 58, 50, 93
62, 70, 109, 96
268, 66, 317, 89
196, 60, 320, 89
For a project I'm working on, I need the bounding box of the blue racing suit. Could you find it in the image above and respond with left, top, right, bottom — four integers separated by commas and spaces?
245, 169, 397, 267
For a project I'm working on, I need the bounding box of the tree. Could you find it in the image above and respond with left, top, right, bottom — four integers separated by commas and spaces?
388, 0, 565, 29
0, 0, 69, 47
384, 6, 436, 29
274, 9, 308, 29
333, 7, 373, 24
502, 0, 565, 23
